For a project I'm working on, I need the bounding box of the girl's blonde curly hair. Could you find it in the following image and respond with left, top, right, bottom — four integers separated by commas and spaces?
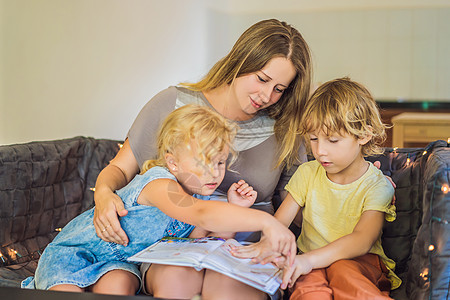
141, 104, 238, 174
300, 77, 388, 157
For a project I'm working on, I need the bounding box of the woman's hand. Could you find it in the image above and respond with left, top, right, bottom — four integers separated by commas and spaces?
94, 189, 129, 246
227, 180, 257, 208
93, 139, 139, 246
374, 160, 396, 205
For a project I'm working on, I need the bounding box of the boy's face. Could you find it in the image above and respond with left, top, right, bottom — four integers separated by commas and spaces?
168, 144, 229, 196
308, 129, 370, 184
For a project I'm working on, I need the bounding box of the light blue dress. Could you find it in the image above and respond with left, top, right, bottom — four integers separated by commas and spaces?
22, 166, 206, 291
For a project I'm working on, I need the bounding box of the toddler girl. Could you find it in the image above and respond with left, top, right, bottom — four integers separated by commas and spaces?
22, 104, 296, 295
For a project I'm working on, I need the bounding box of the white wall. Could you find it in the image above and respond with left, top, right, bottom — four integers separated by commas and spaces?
2, 0, 450, 145
207, 6, 450, 102
297, 8, 450, 101
1, 0, 209, 145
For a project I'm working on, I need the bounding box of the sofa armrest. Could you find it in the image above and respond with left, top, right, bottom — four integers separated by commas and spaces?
0, 137, 121, 277
406, 141, 450, 299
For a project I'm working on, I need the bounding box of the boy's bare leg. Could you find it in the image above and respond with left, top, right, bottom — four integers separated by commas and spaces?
91, 269, 139, 295
146, 264, 204, 299
49, 284, 84, 293
202, 270, 267, 300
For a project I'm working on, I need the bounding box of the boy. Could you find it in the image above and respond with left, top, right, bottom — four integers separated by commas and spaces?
233, 78, 400, 299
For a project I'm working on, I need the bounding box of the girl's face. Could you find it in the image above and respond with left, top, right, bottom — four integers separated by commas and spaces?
167, 144, 229, 196
308, 130, 371, 184
231, 57, 296, 120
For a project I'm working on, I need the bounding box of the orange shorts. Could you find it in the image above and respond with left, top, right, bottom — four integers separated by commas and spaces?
290, 253, 392, 300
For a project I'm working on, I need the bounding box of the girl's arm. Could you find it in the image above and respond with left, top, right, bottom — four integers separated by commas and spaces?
190, 180, 258, 240
94, 139, 139, 246
281, 210, 384, 288
203, 180, 258, 240
138, 178, 297, 263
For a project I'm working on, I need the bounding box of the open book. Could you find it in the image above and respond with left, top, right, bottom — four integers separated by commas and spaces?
128, 236, 282, 295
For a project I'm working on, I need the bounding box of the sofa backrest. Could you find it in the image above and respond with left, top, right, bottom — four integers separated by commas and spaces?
0, 137, 121, 267
366, 140, 450, 299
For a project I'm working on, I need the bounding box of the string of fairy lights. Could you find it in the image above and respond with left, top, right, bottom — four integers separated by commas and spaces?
0, 142, 448, 297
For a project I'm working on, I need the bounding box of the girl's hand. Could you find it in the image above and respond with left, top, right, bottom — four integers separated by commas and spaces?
227, 180, 257, 208
280, 254, 313, 289
264, 218, 297, 266
230, 237, 288, 267
255, 218, 297, 266
94, 190, 129, 246
231, 218, 296, 266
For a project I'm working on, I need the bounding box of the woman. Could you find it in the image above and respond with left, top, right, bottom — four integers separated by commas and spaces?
94, 19, 312, 299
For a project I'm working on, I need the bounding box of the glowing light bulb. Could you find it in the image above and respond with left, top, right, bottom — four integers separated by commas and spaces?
422, 150, 427, 155
442, 184, 449, 194
9, 248, 21, 258
55, 228, 62, 232
90, 187, 96, 192
420, 268, 429, 281
428, 244, 435, 251
118, 143, 123, 149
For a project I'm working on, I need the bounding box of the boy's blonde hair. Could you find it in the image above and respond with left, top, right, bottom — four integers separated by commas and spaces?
181, 19, 312, 169
141, 104, 238, 174
300, 77, 387, 157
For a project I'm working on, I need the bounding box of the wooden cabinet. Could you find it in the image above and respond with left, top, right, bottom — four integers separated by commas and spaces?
377, 102, 450, 147
391, 112, 450, 147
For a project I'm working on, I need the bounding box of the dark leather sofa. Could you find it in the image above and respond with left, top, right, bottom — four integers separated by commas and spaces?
0, 136, 449, 299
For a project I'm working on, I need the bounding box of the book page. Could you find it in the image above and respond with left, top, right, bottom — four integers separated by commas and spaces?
128, 237, 282, 294
202, 239, 282, 294
128, 236, 225, 267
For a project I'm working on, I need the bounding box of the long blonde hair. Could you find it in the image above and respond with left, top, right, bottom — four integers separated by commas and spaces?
182, 19, 312, 169
300, 77, 387, 156
141, 104, 238, 174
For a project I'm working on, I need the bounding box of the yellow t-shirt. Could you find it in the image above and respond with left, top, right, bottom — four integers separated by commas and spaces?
285, 160, 401, 290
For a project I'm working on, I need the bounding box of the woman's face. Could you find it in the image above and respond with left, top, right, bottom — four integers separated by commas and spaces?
231, 57, 296, 120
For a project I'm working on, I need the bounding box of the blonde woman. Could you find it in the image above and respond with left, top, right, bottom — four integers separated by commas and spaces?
94, 19, 312, 299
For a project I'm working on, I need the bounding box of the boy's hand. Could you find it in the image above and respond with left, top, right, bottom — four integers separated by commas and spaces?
280, 254, 313, 289
227, 180, 257, 208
